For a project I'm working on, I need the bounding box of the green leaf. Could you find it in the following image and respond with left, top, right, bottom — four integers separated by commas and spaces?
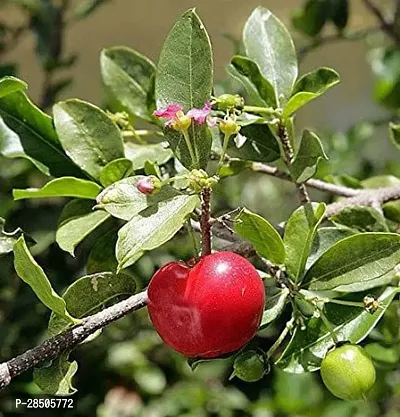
283, 68, 340, 117
219, 160, 252, 178
364, 342, 399, 365
86, 229, 118, 274
260, 287, 289, 329
13, 177, 102, 200
304, 233, 400, 291
124, 142, 173, 171
34, 355, 78, 396
155, 9, 213, 170
0, 76, 27, 98
228, 56, 276, 107
331, 0, 349, 30
227, 124, 280, 162
117, 194, 199, 270
306, 226, 356, 269
99, 158, 133, 187
0, 91, 83, 177
13, 236, 77, 323
100, 46, 156, 121
235, 208, 285, 264
96, 176, 181, 221
284, 202, 326, 282
331, 206, 389, 232
53, 99, 125, 181
48, 272, 136, 336
0, 218, 32, 255
290, 130, 327, 182
292, 0, 330, 37
243, 7, 297, 107
277, 287, 398, 372
389, 122, 400, 151
56, 200, 110, 256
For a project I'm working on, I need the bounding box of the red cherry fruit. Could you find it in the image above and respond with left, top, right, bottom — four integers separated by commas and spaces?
147, 251, 265, 358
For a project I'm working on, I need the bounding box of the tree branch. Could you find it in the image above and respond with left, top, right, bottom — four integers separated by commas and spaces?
200, 187, 212, 256
251, 162, 358, 197
277, 123, 310, 205
362, 0, 400, 43
0, 291, 148, 391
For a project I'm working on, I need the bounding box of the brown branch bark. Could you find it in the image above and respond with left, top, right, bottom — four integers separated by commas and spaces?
200, 187, 212, 256
362, 0, 400, 43
0, 291, 148, 391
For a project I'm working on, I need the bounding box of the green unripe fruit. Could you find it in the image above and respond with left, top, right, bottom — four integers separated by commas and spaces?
215, 94, 244, 111
320, 345, 376, 400
232, 350, 266, 382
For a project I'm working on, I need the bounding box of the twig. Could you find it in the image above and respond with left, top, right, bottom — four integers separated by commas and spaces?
0, 291, 148, 391
200, 188, 212, 256
277, 123, 310, 205
362, 0, 400, 43
299, 27, 380, 60
251, 162, 357, 197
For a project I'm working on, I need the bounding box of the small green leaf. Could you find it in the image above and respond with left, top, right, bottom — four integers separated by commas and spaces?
389, 122, 400, 151
364, 343, 399, 365
117, 194, 199, 270
124, 142, 173, 171
155, 9, 213, 169
235, 208, 285, 264
56, 200, 110, 256
13, 236, 77, 323
0, 218, 33, 255
227, 124, 280, 162
48, 272, 136, 336
53, 99, 125, 181
96, 176, 181, 221
0, 91, 84, 177
276, 286, 397, 373
243, 7, 298, 107
284, 202, 326, 282
99, 158, 133, 187
306, 226, 356, 269
228, 56, 276, 107
86, 229, 118, 274
304, 233, 400, 292
292, 0, 330, 37
260, 287, 289, 329
34, 355, 78, 396
283, 68, 340, 117
331, 206, 389, 232
290, 130, 327, 182
331, 0, 349, 30
100, 46, 156, 121
0, 76, 27, 98
219, 160, 252, 178
13, 177, 102, 200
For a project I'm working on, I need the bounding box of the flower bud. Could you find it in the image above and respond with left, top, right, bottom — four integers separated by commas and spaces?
171, 111, 192, 131
219, 119, 241, 136
136, 176, 162, 195
215, 94, 244, 111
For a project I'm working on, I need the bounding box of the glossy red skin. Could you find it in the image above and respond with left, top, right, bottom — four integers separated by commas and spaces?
147, 251, 265, 358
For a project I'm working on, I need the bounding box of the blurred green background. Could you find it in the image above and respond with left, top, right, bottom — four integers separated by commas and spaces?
1, 0, 400, 416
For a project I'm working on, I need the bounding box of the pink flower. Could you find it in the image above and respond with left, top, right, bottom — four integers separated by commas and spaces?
153, 104, 183, 127
153, 102, 215, 129
187, 102, 216, 127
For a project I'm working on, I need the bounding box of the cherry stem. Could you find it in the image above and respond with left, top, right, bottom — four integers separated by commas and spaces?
318, 307, 340, 345
327, 299, 365, 308
217, 133, 231, 174
266, 317, 295, 358
200, 187, 212, 256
